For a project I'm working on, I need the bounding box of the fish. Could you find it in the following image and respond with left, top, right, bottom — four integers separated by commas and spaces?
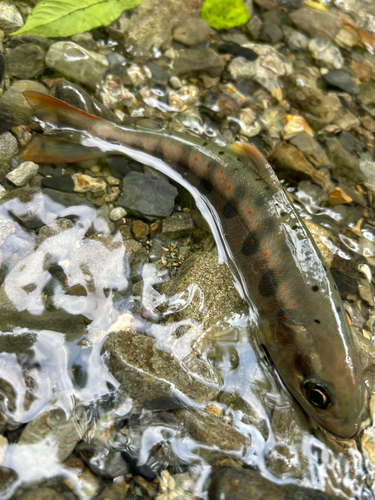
20, 90, 366, 439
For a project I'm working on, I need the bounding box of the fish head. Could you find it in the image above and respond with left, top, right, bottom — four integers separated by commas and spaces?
267, 321, 367, 439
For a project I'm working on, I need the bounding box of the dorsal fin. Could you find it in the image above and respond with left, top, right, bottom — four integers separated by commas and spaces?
22, 91, 102, 133
230, 142, 281, 192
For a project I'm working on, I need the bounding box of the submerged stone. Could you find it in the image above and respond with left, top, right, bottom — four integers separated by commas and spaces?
0, 187, 45, 229
102, 330, 220, 409
173, 48, 225, 78
0, 3, 23, 31
5, 44, 46, 78
6, 161, 39, 187
323, 70, 360, 95
117, 171, 178, 221
161, 211, 195, 239
45, 42, 108, 89
0, 132, 18, 162
173, 18, 211, 46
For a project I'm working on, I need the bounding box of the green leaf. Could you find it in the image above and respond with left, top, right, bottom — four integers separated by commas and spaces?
11, 0, 144, 38
201, 0, 250, 30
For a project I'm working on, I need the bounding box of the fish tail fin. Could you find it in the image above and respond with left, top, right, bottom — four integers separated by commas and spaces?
22, 91, 104, 134
20, 135, 103, 163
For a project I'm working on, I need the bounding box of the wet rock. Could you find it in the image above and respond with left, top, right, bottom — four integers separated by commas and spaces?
159, 252, 247, 330
0, 53, 4, 85
102, 330, 220, 409
146, 62, 170, 85
173, 48, 224, 78
283, 26, 309, 51
218, 43, 257, 61
38, 218, 74, 245
289, 133, 329, 167
209, 466, 339, 499
270, 143, 333, 190
17, 488, 65, 500
42, 188, 95, 216
6, 161, 39, 187
19, 398, 87, 462
325, 137, 366, 184
260, 22, 283, 44
173, 17, 210, 46
169, 85, 199, 111
0, 3, 23, 31
41, 174, 75, 193
72, 173, 106, 193
121, 0, 203, 53
76, 440, 128, 478
280, 115, 313, 140
284, 72, 341, 127
4, 44, 45, 78
0, 80, 48, 132
228, 45, 292, 91
0, 187, 46, 229
0, 310, 87, 338
175, 408, 249, 453
45, 42, 108, 90
323, 70, 360, 95
162, 212, 194, 239
290, 7, 340, 40
0, 132, 18, 162
132, 219, 149, 240
117, 171, 178, 221
100, 74, 137, 109
308, 38, 344, 69
50, 79, 97, 114
109, 207, 126, 222
247, 15, 262, 39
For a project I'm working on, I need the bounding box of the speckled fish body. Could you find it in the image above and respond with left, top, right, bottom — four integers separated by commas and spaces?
21, 91, 366, 438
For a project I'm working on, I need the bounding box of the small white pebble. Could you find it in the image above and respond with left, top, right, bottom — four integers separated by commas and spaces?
6, 161, 39, 186
107, 176, 121, 186
109, 207, 127, 221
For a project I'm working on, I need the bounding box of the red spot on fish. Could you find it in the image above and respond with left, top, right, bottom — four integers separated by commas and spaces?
207, 164, 210, 169
256, 224, 260, 228
195, 157, 198, 161
276, 234, 280, 239
216, 206, 218, 209
278, 270, 283, 274
228, 185, 231, 190
240, 189, 243, 192
220, 169, 224, 173
236, 200, 239, 203
231, 241, 235, 245
248, 210, 252, 214
263, 226, 267, 230
184, 149, 187, 153
283, 315, 288, 319
219, 177, 222, 181
293, 303, 296, 306
264, 252, 268, 257
224, 178, 227, 181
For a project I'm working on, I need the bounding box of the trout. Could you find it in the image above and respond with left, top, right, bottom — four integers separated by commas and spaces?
20, 91, 366, 438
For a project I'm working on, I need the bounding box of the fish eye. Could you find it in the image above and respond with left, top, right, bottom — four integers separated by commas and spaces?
302, 380, 332, 409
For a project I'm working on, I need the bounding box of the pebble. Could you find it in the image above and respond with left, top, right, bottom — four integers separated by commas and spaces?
147, 62, 170, 85
6, 161, 39, 187
173, 17, 211, 46
45, 41, 109, 89
308, 38, 344, 69
72, 173, 106, 193
0, 2, 23, 30
106, 176, 120, 186
109, 207, 126, 221
323, 70, 360, 95
42, 174, 75, 193
283, 26, 309, 50
100, 75, 137, 109
132, 219, 149, 240
4, 44, 46, 79
209, 466, 339, 499
247, 15, 262, 39
127, 63, 151, 87
260, 22, 283, 44
281, 115, 313, 140
169, 85, 200, 111
161, 212, 194, 239
218, 43, 257, 61
0, 132, 18, 162
117, 171, 178, 221
173, 48, 225, 78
